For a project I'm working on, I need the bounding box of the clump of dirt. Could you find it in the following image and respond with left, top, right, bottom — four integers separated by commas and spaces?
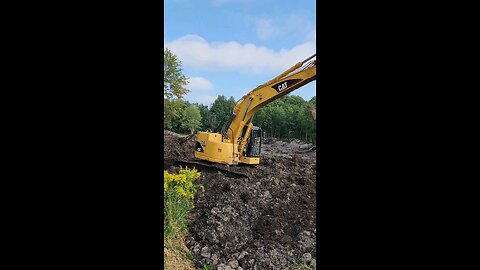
164, 130, 316, 270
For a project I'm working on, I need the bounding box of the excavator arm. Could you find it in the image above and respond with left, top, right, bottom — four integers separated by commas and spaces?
225, 54, 316, 156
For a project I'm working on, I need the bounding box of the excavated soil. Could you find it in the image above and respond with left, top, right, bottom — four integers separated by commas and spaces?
164, 130, 316, 270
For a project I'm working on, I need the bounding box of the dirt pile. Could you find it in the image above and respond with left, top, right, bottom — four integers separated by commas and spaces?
262, 137, 316, 159
164, 130, 196, 165
164, 130, 316, 270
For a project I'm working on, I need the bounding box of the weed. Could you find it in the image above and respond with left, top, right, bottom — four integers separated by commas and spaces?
180, 247, 193, 261
202, 264, 213, 270
164, 167, 202, 240
164, 167, 202, 270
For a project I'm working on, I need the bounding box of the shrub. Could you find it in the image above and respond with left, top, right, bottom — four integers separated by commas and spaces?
164, 167, 203, 240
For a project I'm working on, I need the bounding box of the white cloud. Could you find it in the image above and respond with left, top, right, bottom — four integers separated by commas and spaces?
254, 19, 280, 40
196, 95, 218, 105
184, 76, 216, 106
187, 77, 214, 91
165, 34, 315, 74
186, 94, 218, 106
247, 12, 315, 42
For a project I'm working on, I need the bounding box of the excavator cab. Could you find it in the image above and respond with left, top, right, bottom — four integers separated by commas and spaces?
244, 126, 262, 157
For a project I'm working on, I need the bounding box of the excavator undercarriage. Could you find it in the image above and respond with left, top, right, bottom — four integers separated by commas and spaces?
170, 158, 251, 179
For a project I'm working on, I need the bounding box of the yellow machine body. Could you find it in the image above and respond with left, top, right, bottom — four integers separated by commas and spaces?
194, 131, 260, 165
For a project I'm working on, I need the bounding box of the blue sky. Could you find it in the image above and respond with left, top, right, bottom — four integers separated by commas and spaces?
164, 0, 316, 106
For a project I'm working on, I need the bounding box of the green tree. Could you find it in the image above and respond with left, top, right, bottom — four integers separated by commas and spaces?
164, 48, 189, 129
206, 113, 218, 131
164, 99, 186, 130
181, 105, 202, 135
227, 96, 236, 107
164, 48, 189, 100
270, 105, 286, 138
252, 95, 316, 142
193, 103, 210, 131
170, 100, 191, 133
209, 95, 236, 132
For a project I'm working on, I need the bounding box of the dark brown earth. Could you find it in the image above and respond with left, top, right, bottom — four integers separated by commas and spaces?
164, 130, 316, 270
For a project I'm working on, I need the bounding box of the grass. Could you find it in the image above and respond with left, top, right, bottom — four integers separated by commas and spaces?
291, 264, 314, 270
202, 264, 213, 270
164, 167, 203, 270
164, 241, 195, 270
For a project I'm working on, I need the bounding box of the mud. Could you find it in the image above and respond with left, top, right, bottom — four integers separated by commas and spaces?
164, 130, 316, 270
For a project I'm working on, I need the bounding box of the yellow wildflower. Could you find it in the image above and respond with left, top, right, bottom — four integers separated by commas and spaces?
176, 187, 187, 197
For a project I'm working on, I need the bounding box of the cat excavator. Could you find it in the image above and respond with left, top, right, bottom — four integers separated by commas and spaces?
193, 54, 316, 166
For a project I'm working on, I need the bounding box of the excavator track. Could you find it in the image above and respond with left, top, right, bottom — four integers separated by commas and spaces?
174, 159, 250, 179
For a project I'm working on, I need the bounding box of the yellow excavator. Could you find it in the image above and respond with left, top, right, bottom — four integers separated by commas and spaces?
194, 54, 316, 165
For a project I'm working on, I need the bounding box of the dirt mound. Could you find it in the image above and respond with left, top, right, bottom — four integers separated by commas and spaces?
164, 130, 196, 165
164, 130, 316, 269
262, 137, 316, 158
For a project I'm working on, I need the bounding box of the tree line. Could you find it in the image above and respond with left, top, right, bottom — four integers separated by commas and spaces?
166, 94, 316, 144
164, 48, 316, 143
